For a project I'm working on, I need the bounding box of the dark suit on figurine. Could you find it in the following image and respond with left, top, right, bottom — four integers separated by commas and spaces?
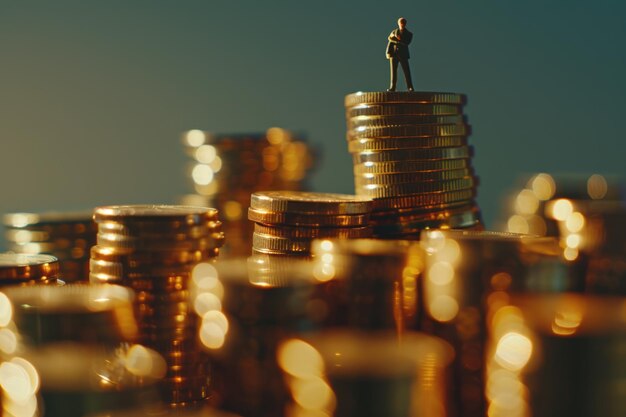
386, 24, 414, 91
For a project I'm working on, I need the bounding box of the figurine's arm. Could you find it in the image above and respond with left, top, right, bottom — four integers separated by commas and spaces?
388, 31, 401, 44
388, 31, 410, 45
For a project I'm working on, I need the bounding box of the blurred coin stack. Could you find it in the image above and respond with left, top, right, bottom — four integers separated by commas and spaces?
2, 284, 164, 417
208, 257, 317, 417
0, 253, 60, 287
179, 128, 317, 257
3, 211, 96, 282
89, 205, 224, 407
248, 191, 373, 256
311, 239, 420, 330
499, 173, 626, 291
345, 91, 482, 238
500, 173, 623, 255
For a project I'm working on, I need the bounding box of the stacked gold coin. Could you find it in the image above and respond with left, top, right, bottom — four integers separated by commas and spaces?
3, 211, 96, 282
248, 191, 373, 256
345, 91, 482, 238
501, 173, 622, 255
311, 238, 420, 330
0, 253, 60, 286
207, 257, 318, 417
179, 128, 317, 257
89, 205, 225, 407
2, 284, 164, 417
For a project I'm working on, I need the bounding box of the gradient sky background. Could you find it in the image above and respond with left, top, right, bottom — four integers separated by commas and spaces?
1, 1, 625, 242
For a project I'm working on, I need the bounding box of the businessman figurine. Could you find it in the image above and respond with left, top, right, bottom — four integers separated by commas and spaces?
386, 17, 414, 92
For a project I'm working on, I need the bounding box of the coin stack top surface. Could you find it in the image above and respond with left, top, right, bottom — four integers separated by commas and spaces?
179, 128, 318, 257
89, 205, 225, 408
345, 91, 482, 238
3, 211, 96, 282
248, 191, 374, 256
0, 253, 60, 286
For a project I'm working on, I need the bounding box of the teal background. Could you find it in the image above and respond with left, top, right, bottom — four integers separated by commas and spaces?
1, 1, 625, 238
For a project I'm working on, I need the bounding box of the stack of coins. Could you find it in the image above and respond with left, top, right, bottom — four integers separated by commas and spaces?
311, 238, 420, 330
2, 284, 163, 417
0, 253, 60, 286
248, 191, 373, 256
508, 294, 626, 417
179, 128, 317, 257
3, 211, 96, 282
89, 205, 225, 408
344, 91, 482, 238
207, 257, 317, 417
500, 173, 623, 255
499, 173, 626, 291
419, 229, 560, 417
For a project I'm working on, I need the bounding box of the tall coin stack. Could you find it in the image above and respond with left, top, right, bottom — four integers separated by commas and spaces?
248, 191, 373, 256
345, 91, 482, 238
89, 205, 225, 408
180, 128, 317, 257
3, 211, 96, 282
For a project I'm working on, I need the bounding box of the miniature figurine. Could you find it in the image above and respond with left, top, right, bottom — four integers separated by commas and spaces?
386, 17, 414, 92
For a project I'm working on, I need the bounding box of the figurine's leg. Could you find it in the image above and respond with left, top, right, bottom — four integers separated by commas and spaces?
400, 59, 414, 91
388, 58, 398, 91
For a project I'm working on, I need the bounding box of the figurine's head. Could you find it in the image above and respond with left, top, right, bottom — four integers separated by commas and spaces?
398, 17, 407, 29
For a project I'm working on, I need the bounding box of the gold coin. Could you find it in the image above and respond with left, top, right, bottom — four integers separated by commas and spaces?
254, 223, 372, 239
356, 177, 477, 199
371, 189, 477, 211
355, 168, 473, 185
90, 245, 218, 266
7, 241, 91, 257
250, 191, 372, 215
346, 103, 463, 117
251, 248, 310, 257
347, 114, 465, 129
348, 136, 468, 152
93, 205, 219, 225
370, 204, 478, 226
96, 231, 225, 251
348, 123, 469, 139
345, 91, 467, 107
0, 253, 60, 280
372, 208, 482, 236
371, 199, 475, 219
310, 238, 413, 258
353, 146, 472, 164
97, 221, 222, 238
89, 258, 195, 278
246, 254, 314, 287
354, 158, 470, 175
252, 233, 311, 254
248, 208, 369, 227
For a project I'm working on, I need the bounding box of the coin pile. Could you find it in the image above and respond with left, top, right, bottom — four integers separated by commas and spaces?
89, 205, 225, 407
179, 128, 317, 257
208, 257, 317, 417
501, 173, 622, 246
0, 252, 60, 287
248, 191, 374, 256
3, 284, 163, 417
311, 238, 419, 330
344, 91, 482, 238
3, 211, 96, 282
